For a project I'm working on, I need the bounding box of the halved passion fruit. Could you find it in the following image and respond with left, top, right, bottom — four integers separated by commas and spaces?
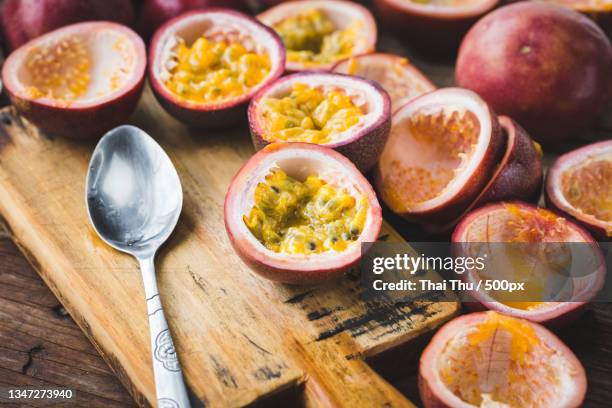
374, 0, 500, 53
452, 201, 606, 326
148, 9, 285, 128
248, 72, 391, 173
424, 116, 543, 233
224, 143, 382, 284
2, 21, 146, 139
419, 311, 587, 408
374, 88, 503, 225
546, 140, 612, 240
257, 0, 377, 72
331, 53, 436, 111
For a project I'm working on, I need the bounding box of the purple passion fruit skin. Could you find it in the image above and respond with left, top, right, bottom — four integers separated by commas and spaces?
456, 2, 612, 144
248, 72, 391, 173
2, 21, 146, 139
148, 9, 286, 128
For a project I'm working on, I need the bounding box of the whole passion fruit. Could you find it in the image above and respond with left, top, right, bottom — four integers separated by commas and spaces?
2, 21, 146, 139
374, 88, 504, 225
373, 0, 500, 53
419, 311, 587, 408
456, 2, 612, 143
546, 140, 612, 240
136, 0, 249, 40
331, 53, 436, 111
452, 201, 606, 326
148, 9, 285, 128
248, 72, 391, 173
257, 0, 377, 72
224, 142, 382, 284
1, 0, 135, 51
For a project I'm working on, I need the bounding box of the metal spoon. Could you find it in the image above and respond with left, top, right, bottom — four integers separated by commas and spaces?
85, 125, 191, 408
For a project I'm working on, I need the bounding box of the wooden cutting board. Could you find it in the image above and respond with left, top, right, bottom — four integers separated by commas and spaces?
0, 81, 459, 406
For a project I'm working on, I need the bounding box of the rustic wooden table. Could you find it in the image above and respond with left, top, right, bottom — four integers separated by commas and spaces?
0, 29, 611, 408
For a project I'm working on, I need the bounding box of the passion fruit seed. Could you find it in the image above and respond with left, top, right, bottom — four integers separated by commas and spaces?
561, 159, 612, 223
243, 168, 368, 254
273, 8, 358, 65
504, 203, 568, 242
164, 35, 271, 103
261, 83, 363, 144
25, 37, 91, 101
383, 110, 480, 211
439, 312, 572, 407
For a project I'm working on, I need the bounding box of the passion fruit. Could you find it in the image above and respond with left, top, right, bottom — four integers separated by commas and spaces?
136, 0, 249, 40
331, 53, 436, 111
419, 311, 587, 408
257, 0, 377, 72
374, 88, 504, 225
224, 142, 382, 284
456, 2, 612, 143
424, 116, 544, 233
546, 140, 612, 240
1, 0, 135, 51
248, 72, 391, 173
452, 201, 606, 326
148, 9, 285, 128
2, 21, 146, 139
373, 0, 500, 53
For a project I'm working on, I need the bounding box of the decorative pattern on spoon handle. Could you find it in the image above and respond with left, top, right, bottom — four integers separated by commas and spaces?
140, 257, 191, 408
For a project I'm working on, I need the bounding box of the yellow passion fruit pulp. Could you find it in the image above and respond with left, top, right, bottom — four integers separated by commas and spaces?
164, 35, 271, 103
261, 83, 363, 144
273, 8, 358, 66
243, 168, 368, 254
561, 159, 612, 223
440, 313, 562, 406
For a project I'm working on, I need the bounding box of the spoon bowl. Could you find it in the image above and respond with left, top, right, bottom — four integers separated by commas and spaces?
86, 125, 182, 257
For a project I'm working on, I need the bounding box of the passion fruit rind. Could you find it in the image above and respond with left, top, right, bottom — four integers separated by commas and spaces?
2, 21, 146, 139
374, 0, 500, 53
224, 142, 382, 284
148, 9, 286, 128
419, 311, 587, 408
545, 140, 612, 241
248, 72, 392, 173
375, 88, 504, 225
452, 201, 606, 327
476, 116, 543, 205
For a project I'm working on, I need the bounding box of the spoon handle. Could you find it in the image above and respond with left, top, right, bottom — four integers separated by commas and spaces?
139, 257, 191, 408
